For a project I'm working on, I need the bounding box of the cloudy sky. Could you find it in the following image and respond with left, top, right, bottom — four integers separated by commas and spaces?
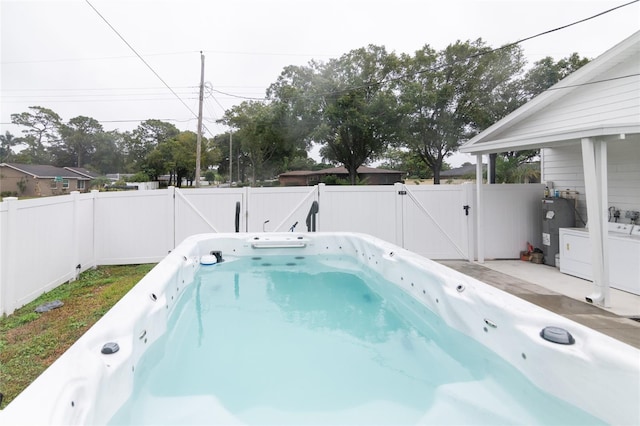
1, 0, 638, 166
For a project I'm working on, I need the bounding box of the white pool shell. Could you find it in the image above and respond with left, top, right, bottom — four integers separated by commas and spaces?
1, 232, 639, 425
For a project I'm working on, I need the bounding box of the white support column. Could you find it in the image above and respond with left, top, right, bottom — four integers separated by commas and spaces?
476, 155, 485, 263
581, 138, 610, 307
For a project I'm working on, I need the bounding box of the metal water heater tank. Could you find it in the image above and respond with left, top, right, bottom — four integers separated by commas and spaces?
541, 197, 575, 267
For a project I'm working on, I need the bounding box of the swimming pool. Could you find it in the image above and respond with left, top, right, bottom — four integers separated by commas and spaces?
2, 233, 639, 425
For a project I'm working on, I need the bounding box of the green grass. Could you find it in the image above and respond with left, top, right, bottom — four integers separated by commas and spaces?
0, 264, 154, 408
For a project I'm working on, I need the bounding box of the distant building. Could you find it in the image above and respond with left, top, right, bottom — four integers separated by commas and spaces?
64, 167, 101, 181
438, 163, 486, 184
0, 163, 94, 197
278, 166, 405, 186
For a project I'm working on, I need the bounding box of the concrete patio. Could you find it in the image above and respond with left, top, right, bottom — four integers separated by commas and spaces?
439, 259, 640, 349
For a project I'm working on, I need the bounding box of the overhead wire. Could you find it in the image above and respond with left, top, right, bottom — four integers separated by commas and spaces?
0, 51, 199, 65
84, 0, 200, 123
8, 0, 635, 134
273, 0, 640, 100
189, 0, 639, 104
210, 88, 266, 101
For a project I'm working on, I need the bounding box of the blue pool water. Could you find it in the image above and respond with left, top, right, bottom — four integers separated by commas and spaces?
109, 254, 602, 425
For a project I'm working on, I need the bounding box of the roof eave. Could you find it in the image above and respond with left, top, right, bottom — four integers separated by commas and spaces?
460, 31, 640, 152
459, 124, 640, 155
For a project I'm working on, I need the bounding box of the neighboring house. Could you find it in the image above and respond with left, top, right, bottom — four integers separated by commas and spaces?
460, 30, 640, 306
0, 163, 93, 197
279, 166, 405, 186
106, 173, 134, 182
65, 166, 101, 181
439, 163, 486, 184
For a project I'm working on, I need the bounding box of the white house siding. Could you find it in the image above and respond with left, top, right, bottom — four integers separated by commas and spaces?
542, 138, 640, 225
489, 60, 639, 142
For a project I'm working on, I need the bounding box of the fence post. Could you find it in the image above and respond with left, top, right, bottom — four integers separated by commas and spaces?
70, 191, 81, 281
244, 186, 250, 232
394, 182, 404, 247
317, 184, 325, 232
91, 190, 99, 269
168, 186, 175, 252
1, 197, 19, 315
0, 202, 3, 315
463, 183, 475, 263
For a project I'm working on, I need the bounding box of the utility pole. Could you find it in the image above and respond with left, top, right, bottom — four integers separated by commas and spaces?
195, 51, 205, 188
229, 132, 233, 185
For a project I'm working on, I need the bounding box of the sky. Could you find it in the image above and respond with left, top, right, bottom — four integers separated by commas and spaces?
1, 0, 639, 167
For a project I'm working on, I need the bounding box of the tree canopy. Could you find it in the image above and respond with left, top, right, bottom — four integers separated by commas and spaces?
267, 45, 402, 184
395, 40, 526, 183
4, 42, 590, 186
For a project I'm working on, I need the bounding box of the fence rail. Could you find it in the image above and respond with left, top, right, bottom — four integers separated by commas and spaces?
0, 183, 543, 315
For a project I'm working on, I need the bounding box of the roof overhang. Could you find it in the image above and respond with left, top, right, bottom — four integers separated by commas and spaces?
459, 31, 639, 156
459, 124, 640, 155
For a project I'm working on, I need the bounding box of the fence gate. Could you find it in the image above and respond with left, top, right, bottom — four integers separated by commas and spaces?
174, 187, 245, 244
400, 184, 473, 260
246, 186, 319, 232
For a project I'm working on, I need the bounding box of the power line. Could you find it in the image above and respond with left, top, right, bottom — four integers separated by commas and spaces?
204, 1, 639, 104
308, 0, 640, 98
211, 88, 266, 101
203, 49, 337, 58
1, 86, 197, 92
1, 49, 336, 65
0, 50, 199, 65
98, 118, 197, 124
2, 97, 199, 104
84, 0, 200, 122
500, 0, 638, 49
547, 73, 639, 90
3, 91, 198, 99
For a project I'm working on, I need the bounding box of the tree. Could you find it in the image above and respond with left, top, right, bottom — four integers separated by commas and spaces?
10, 106, 62, 164
125, 120, 179, 171
522, 53, 590, 100
54, 116, 104, 168
495, 156, 540, 183
142, 130, 217, 186
0, 131, 20, 162
492, 53, 590, 180
171, 131, 198, 186
90, 131, 125, 174
268, 45, 403, 184
220, 101, 302, 184
396, 40, 525, 184
378, 147, 444, 179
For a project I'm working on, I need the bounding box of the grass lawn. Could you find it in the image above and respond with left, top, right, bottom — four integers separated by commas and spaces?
0, 264, 155, 408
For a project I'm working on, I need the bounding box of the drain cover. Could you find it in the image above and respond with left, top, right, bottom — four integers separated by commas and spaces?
540, 327, 575, 345
101, 342, 120, 354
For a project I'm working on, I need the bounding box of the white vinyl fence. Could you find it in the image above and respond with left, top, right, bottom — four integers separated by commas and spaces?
0, 183, 543, 315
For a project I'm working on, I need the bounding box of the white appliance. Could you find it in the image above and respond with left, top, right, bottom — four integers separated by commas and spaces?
559, 225, 640, 296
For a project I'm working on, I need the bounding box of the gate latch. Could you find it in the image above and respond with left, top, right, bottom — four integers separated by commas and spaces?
398, 190, 407, 195
463, 205, 470, 216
